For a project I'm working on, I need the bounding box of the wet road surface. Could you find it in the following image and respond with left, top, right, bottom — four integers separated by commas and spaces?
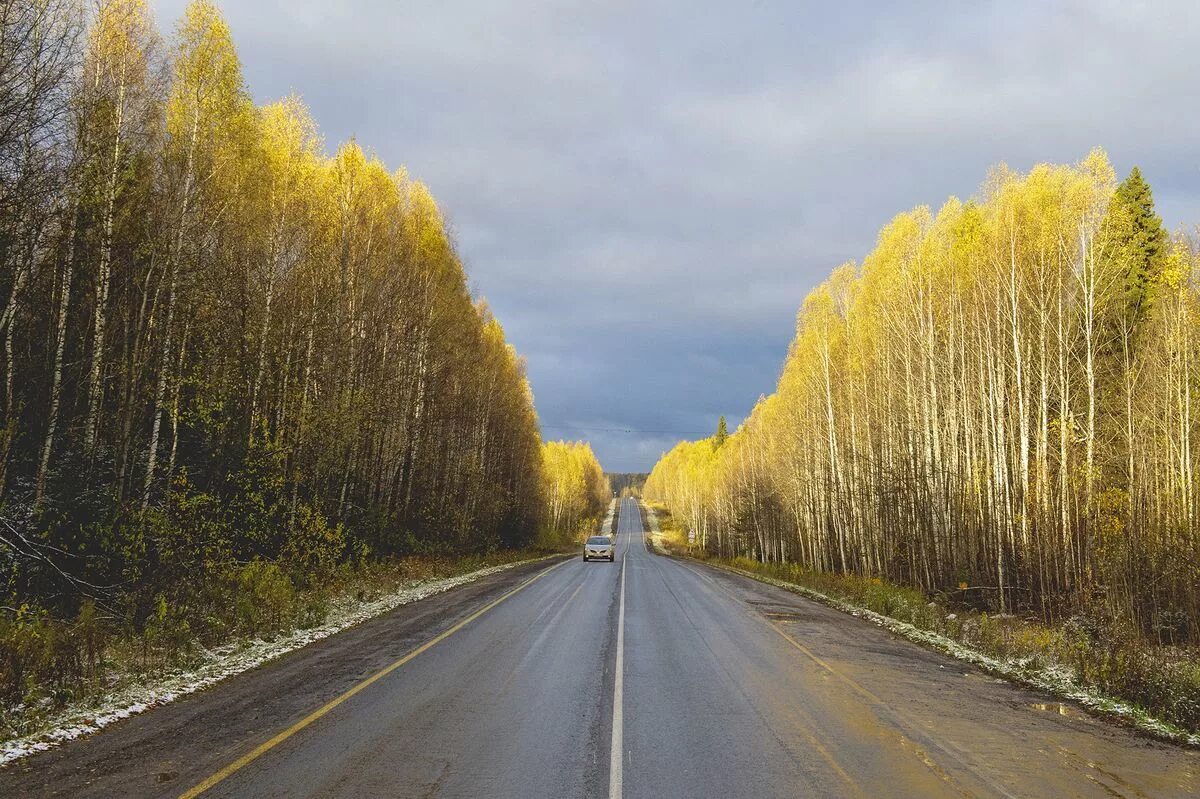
3, 497, 1197, 797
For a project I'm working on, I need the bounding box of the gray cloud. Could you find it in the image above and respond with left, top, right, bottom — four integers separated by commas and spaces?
155, 0, 1200, 471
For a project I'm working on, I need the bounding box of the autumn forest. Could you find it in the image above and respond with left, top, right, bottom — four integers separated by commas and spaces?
1, 0, 608, 717
649, 151, 1200, 645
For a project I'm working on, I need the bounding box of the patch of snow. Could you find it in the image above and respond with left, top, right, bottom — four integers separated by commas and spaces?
713, 561, 1200, 749
1, 555, 552, 767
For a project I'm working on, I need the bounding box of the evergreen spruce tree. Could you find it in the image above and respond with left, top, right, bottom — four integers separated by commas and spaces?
1109, 166, 1168, 325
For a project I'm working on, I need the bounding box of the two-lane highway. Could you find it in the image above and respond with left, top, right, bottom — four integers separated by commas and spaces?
4, 497, 1197, 797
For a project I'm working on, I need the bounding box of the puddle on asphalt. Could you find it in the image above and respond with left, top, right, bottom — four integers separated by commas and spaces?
762, 611, 804, 621
1029, 702, 1089, 721
750, 600, 807, 621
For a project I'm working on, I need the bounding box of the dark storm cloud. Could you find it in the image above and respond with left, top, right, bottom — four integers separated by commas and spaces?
155, 0, 1200, 471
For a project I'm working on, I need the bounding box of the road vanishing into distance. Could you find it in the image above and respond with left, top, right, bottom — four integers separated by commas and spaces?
3, 498, 1197, 798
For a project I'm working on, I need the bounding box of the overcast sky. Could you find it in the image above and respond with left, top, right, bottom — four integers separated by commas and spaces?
155, 1, 1200, 472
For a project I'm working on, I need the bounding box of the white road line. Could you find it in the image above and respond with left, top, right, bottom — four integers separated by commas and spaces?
609, 549, 627, 799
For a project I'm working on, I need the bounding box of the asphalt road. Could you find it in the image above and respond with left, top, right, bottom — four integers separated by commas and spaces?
3, 497, 1198, 797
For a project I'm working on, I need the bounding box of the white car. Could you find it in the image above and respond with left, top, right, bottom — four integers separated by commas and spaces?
583, 535, 615, 562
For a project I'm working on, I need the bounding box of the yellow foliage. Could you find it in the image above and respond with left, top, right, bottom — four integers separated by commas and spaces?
541, 441, 610, 543
646, 149, 1200, 639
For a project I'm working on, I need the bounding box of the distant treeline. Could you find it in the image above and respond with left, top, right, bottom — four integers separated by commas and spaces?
0, 0, 561, 628
648, 151, 1200, 644
606, 473, 647, 497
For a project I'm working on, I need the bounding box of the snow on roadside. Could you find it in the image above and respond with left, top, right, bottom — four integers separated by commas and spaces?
712, 561, 1200, 749
1, 555, 552, 767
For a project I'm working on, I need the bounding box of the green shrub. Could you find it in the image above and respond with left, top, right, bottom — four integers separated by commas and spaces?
0, 606, 51, 707
141, 594, 194, 669
282, 506, 346, 583
230, 561, 297, 638
0, 601, 109, 713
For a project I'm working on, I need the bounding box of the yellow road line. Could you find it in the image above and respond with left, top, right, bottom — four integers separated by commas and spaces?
179, 557, 570, 799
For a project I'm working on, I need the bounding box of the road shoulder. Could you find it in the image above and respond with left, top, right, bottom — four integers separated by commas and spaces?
677, 552, 1200, 751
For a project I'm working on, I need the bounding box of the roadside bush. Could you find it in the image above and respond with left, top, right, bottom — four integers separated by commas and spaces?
0, 602, 109, 715
141, 594, 195, 670
229, 561, 298, 638
0, 607, 51, 709
282, 505, 347, 583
